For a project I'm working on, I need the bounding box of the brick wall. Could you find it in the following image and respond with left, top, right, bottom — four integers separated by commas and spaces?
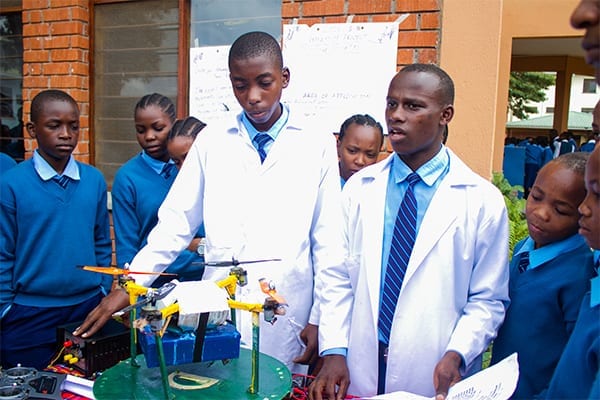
22, 0, 91, 164
282, 0, 442, 156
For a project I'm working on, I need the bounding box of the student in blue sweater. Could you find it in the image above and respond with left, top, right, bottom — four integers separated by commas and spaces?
545, 144, 600, 399
111, 94, 203, 287
0, 90, 112, 370
0, 152, 16, 176
490, 152, 595, 399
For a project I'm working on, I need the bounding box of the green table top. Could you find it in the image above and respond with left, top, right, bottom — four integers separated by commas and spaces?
93, 348, 291, 400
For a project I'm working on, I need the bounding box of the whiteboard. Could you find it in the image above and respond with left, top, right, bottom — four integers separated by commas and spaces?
189, 22, 399, 133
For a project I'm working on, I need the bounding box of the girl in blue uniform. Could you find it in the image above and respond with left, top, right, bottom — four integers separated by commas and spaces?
111, 94, 203, 287
491, 152, 595, 399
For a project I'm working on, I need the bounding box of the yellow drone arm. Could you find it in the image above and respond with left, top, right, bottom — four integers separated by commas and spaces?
227, 299, 263, 313
216, 275, 239, 297
161, 303, 180, 319
122, 280, 149, 305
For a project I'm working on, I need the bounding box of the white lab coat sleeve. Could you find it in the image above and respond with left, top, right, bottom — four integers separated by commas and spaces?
317, 181, 356, 353
308, 132, 347, 326
445, 184, 510, 369
127, 133, 207, 287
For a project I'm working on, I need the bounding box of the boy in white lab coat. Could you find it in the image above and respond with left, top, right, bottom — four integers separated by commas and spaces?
311, 64, 510, 399
75, 31, 346, 373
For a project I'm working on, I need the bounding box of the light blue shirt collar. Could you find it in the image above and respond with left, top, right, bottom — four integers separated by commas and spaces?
32, 150, 80, 181
241, 103, 289, 144
140, 151, 174, 176
390, 144, 448, 187
515, 234, 589, 270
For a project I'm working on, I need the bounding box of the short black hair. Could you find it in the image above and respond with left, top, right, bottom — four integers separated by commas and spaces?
30, 90, 79, 122
134, 93, 176, 123
228, 31, 283, 70
400, 63, 455, 105
551, 151, 590, 176
339, 114, 384, 146
168, 116, 207, 141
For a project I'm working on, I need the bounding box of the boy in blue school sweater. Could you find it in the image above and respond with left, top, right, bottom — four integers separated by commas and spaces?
546, 142, 600, 399
491, 152, 595, 399
0, 90, 112, 370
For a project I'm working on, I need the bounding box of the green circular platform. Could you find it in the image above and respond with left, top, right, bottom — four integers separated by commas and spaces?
93, 348, 291, 399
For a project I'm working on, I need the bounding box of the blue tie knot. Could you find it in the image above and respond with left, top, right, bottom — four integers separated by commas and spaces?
406, 172, 421, 187
254, 133, 272, 163
161, 163, 175, 179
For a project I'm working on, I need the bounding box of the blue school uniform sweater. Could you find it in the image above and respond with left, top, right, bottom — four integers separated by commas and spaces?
112, 153, 204, 285
491, 235, 594, 399
0, 159, 112, 315
546, 251, 600, 399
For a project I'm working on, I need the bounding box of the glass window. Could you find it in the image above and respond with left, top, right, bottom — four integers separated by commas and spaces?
94, 0, 179, 187
190, 0, 281, 46
0, 11, 24, 162
583, 78, 597, 94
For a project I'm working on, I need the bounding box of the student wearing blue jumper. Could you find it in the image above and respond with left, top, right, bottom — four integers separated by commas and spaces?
546, 144, 600, 399
491, 152, 594, 399
111, 94, 204, 287
0, 152, 16, 176
0, 90, 112, 370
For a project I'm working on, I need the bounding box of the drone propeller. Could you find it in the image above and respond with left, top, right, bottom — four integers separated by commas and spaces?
78, 265, 177, 276
192, 257, 281, 267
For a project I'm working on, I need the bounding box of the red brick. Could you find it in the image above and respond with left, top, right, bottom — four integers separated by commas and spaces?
23, 23, 50, 37
297, 17, 323, 25
398, 30, 438, 48
23, 10, 43, 23
70, 35, 90, 49
69, 89, 88, 103
23, 0, 50, 9
51, 48, 83, 62
71, 6, 90, 22
44, 36, 71, 49
23, 50, 50, 62
70, 62, 89, 76
304, 0, 344, 17
420, 12, 440, 29
52, 0, 87, 7
348, 0, 392, 15
282, 2, 300, 18
23, 75, 50, 88
43, 8, 72, 22
417, 48, 438, 63
396, 0, 440, 12
74, 141, 89, 156
25, 63, 43, 76
397, 48, 415, 64
398, 14, 417, 30
50, 75, 83, 88
51, 21, 86, 35
324, 16, 349, 23
23, 37, 43, 50
43, 63, 71, 75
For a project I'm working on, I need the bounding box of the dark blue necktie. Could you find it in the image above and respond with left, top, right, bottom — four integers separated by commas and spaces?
161, 163, 175, 179
379, 172, 421, 344
53, 174, 70, 189
254, 133, 272, 163
518, 251, 530, 273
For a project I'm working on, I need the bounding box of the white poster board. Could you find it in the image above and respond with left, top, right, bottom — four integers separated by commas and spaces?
281, 22, 398, 133
189, 21, 399, 132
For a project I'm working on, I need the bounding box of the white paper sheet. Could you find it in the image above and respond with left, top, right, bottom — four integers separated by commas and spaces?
365, 353, 519, 400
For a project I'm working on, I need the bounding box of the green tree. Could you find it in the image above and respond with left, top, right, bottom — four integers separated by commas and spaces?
508, 72, 555, 120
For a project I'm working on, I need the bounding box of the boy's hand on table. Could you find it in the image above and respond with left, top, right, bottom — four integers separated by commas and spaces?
72, 289, 129, 338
